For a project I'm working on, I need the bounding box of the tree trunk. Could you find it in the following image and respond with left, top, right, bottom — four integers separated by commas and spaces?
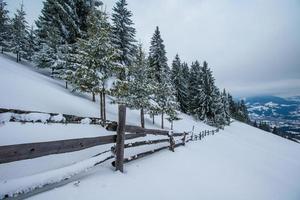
65, 81, 68, 89
161, 112, 164, 129
140, 108, 145, 128
100, 92, 103, 119
92, 92, 95, 102
1, 47, 3, 54
16, 53, 19, 63
103, 91, 106, 122
152, 115, 155, 124
171, 121, 173, 130
51, 68, 54, 76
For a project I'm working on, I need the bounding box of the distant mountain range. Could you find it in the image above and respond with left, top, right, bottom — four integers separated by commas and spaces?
245, 96, 300, 133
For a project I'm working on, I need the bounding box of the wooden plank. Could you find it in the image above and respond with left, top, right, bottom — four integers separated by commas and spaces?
124, 125, 169, 136
0, 135, 117, 164
106, 123, 168, 135
0, 133, 144, 164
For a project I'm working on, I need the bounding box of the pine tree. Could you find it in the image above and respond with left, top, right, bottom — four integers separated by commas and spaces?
171, 55, 189, 113
11, 3, 28, 62
212, 88, 227, 127
149, 26, 178, 129
111, 0, 137, 80
239, 99, 250, 122
25, 26, 38, 61
228, 94, 250, 123
253, 120, 258, 127
188, 61, 202, 114
35, 0, 101, 71
33, 26, 63, 73
0, 0, 10, 53
71, 9, 116, 106
37, 0, 79, 44
193, 61, 224, 126
127, 44, 152, 128
221, 89, 231, 125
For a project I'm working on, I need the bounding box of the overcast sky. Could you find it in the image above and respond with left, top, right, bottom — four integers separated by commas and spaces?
7, 0, 300, 97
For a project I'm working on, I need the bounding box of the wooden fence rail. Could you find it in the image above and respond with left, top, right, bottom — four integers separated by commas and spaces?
0, 133, 145, 164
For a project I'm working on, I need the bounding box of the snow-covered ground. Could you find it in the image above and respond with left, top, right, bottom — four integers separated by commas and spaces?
0, 55, 300, 199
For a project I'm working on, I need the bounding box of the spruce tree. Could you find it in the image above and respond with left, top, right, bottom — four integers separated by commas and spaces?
193, 61, 223, 126
33, 26, 63, 73
71, 10, 116, 105
171, 55, 189, 113
11, 3, 28, 62
221, 89, 231, 125
149, 26, 178, 129
25, 26, 38, 61
111, 0, 137, 80
0, 0, 10, 53
188, 61, 202, 114
127, 44, 152, 128
35, 0, 101, 71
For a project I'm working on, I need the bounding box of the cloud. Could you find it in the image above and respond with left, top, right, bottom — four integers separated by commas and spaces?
7, 0, 300, 97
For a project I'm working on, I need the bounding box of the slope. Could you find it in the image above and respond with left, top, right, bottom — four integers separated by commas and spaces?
0, 55, 300, 200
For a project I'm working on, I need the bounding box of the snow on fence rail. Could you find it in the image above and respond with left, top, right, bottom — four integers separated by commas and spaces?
0, 108, 106, 125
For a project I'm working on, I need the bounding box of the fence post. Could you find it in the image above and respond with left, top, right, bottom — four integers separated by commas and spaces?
182, 132, 187, 146
169, 134, 175, 152
115, 104, 126, 172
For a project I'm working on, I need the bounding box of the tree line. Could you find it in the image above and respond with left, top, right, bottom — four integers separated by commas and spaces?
0, 0, 249, 129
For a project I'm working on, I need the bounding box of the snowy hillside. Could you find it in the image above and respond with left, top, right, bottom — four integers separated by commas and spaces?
0, 55, 300, 200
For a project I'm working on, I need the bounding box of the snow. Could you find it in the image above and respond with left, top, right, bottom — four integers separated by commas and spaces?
265, 101, 279, 108
0, 113, 11, 124
81, 118, 91, 124
50, 114, 65, 122
0, 152, 112, 199
25, 123, 300, 200
12, 113, 51, 123
1, 55, 300, 200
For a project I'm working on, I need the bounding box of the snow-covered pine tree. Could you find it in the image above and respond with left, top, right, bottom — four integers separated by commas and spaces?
239, 99, 250, 122
171, 55, 189, 113
33, 26, 63, 73
10, 3, 28, 62
227, 93, 250, 123
193, 61, 224, 126
111, 0, 137, 80
35, 0, 101, 72
126, 43, 152, 128
149, 26, 178, 129
0, 0, 10, 53
221, 89, 231, 125
71, 9, 116, 106
181, 62, 190, 112
188, 61, 202, 114
37, 0, 79, 44
25, 26, 38, 61
211, 87, 227, 127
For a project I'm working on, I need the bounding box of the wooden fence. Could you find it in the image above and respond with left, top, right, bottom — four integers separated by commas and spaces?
0, 107, 219, 171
